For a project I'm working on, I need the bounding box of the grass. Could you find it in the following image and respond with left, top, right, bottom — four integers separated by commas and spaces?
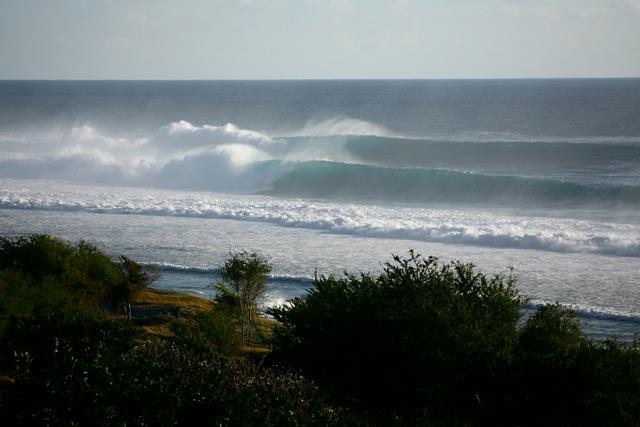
119, 288, 275, 352
132, 288, 213, 312
139, 324, 175, 337
128, 289, 213, 338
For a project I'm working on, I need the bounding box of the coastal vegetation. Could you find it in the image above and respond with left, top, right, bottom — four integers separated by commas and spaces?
269, 253, 640, 425
0, 235, 639, 425
216, 251, 272, 347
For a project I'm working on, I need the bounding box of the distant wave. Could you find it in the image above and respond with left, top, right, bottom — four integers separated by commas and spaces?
2, 181, 640, 257
146, 262, 221, 275
344, 136, 640, 178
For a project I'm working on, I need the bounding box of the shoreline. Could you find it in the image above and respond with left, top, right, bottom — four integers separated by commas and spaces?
150, 281, 640, 344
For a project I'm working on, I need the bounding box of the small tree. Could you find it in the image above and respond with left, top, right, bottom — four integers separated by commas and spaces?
217, 251, 271, 347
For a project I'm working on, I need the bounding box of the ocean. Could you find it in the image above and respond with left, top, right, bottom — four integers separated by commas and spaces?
1, 79, 639, 341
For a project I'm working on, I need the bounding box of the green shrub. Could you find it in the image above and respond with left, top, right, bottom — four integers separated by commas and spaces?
505, 305, 640, 426
95, 340, 339, 426
171, 308, 242, 356
0, 310, 138, 425
1, 313, 341, 426
269, 252, 640, 425
0, 234, 75, 281
268, 251, 525, 422
572, 340, 640, 426
3, 236, 640, 425
517, 303, 584, 363
0, 234, 156, 317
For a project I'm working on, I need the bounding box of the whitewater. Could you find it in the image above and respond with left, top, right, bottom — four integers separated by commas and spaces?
1, 79, 639, 340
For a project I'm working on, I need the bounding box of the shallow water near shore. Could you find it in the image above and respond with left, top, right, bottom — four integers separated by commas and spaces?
1, 204, 639, 342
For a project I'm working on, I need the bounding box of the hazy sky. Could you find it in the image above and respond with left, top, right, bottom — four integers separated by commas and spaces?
1, 0, 640, 79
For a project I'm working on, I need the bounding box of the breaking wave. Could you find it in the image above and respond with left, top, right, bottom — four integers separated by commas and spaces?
0, 117, 639, 207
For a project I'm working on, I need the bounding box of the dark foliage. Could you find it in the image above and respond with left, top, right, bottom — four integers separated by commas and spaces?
116, 341, 340, 426
0, 309, 138, 425
170, 308, 243, 356
269, 252, 640, 425
0, 234, 157, 318
2, 236, 640, 426
505, 304, 640, 426
0, 312, 340, 426
0, 235, 340, 426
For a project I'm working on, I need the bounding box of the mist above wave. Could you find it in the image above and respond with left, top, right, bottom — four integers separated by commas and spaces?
283, 116, 393, 138
0, 117, 378, 189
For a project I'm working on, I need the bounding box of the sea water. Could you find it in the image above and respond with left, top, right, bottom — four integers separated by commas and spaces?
1, 80, 639, 341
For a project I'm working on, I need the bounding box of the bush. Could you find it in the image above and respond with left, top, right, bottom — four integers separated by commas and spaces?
269, 252, 640, 425
0, 234, 157, 318
506, 304, 640, 426
171, 309, 242, 357
114, 341, 342, 426
0, 237, 341, 426
3, 236, 640, 425
572, 340, 640, 426
517, 303, 584, 365
0, 313, 340, 426
268, 251, 525, 422
0, 310, 138, 425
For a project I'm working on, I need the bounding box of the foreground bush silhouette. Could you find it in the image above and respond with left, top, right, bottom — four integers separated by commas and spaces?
0, 236, 341, 426
1, 313, 340, 425
0, 310, 138, 425
2, 236, 640, 425
269, 251, 524, 422
269, 252, 640, 425
508, 304, 640, 426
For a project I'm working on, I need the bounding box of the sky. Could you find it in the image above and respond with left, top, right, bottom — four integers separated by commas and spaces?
1, 0, 639, 79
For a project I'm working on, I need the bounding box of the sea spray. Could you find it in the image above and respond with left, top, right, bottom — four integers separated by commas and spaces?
2, 120, 639, 206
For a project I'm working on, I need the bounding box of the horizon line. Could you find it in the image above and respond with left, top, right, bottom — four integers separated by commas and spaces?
2, 77, 640, 82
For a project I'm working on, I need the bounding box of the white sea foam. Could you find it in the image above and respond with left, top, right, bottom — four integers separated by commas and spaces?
2, 180, 639, 257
